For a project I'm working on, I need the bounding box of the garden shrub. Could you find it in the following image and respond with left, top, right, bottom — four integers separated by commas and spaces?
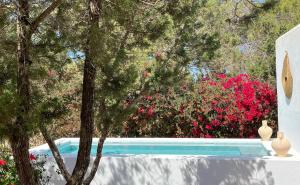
123, 74, 277, 138
0, 149, 50, 185
0, 151, 18, 185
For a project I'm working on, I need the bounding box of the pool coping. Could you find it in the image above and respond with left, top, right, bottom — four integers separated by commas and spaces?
29, 138, 300, 161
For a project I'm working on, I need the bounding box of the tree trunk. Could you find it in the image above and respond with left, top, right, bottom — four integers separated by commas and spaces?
82, 123, 109, 185
68, 1, 101, 184
9, 1, 38, 185
10, 131, 37, 185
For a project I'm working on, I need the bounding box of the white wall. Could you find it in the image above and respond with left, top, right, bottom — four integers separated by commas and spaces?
43, 154, 300, 185
276, 24, 300, 153
33, 138, 300, 185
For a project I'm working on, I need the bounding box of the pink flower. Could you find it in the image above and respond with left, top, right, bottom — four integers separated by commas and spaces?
0, 159, 7, 166
29, 153, 36, 161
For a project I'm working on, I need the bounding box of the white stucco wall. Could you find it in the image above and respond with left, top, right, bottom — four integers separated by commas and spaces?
44, 154, 300, 185
276, 24, 300, 153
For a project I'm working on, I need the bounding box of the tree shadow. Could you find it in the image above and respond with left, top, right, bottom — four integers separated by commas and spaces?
42, 155, 275, 185
87, 156, 274, 185
42, 156, 77, 185
181, 156, 274, 185
94, 156, 172, 185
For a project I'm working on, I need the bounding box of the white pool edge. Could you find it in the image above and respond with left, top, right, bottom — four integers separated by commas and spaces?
30, 138, 300, 161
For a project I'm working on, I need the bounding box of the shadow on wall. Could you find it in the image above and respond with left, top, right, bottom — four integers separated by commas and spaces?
86, 156, 275, 185
43, 155, 274, 185
181, 158, 274, 185
42, 156, 78, 185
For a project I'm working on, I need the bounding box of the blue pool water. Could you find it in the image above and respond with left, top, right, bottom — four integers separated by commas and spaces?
40, 141, 270, 157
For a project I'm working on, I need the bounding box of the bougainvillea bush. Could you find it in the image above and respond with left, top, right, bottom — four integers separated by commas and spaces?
191, 74, 277, 138
122, 74, 277, 138
123, 85, 194, 137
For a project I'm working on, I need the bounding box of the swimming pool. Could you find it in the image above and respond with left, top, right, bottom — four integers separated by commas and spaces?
39, 140, 270, 157
30, 138, 300, 185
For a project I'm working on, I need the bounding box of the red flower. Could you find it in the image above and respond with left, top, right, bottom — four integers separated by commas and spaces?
211, 119, 220, 127
0, 159, 7, 166
216, 73, 226, 79
205, 125, 213, 130
216, 114, 223, 120
147, 96, 152, 101
208, 81, 217, 86
192, 120, 198, 127
214, 107, 223, 114
138, 107, 145, 114
227, 115, 237, 122
211, 100, 218, 105
29, 153, 36, 161
223, 79, 233, 89
147, 107, 154, 117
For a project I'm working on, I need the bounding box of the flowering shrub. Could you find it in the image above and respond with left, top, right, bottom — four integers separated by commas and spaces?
0, 151, 18, 185
0, 150, 50, 185
123, 85, 194, 137
123, 74, 277, 138
191, 74, 277, 138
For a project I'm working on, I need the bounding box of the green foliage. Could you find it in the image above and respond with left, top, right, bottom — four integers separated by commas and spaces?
0, 154, 19, 185
0, 90, 18, 138
196, 0, 299, 84
0, 0, 287, 141
246, 0, 300, 83
0, 149, 52, 185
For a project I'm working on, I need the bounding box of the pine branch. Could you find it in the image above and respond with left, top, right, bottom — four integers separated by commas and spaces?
29, 0, 62, 36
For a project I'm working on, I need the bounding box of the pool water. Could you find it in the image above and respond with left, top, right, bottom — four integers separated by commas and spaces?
41, 141, 270, 157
